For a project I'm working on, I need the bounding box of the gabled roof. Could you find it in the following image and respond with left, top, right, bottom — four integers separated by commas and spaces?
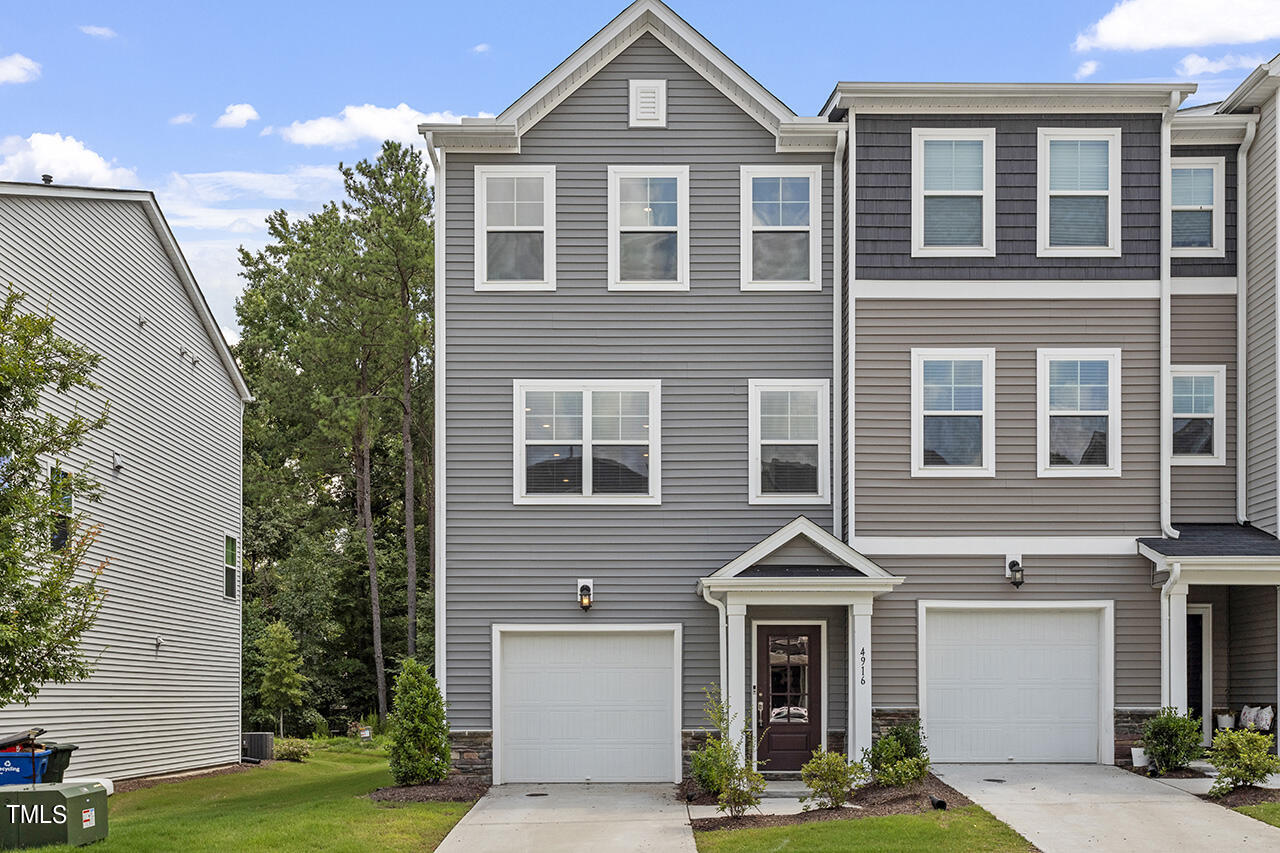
0, 181, 252, 403
708, 516, 896, 579
1218, 52, 1280, 114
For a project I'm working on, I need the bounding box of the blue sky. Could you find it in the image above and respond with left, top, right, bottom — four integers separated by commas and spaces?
3, 0, 1278, 340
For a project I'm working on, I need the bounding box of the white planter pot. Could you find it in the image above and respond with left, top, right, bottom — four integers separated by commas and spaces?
1217, 714, 1235, 730
1131, 747, 1149, 768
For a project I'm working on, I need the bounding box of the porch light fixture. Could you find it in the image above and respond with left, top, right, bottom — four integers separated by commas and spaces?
578, 578, 594, 611
1006, 559, 1024, 589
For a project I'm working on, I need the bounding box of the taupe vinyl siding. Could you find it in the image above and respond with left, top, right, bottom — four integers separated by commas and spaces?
1171, 144, 1239, 278
867, 554, 1160, 708
1189, 586, 1230, 708
0, 194, 242, 779
1171, 295, 1238, 523
442, 35, 834, 729
1246, 95, 1278, 534
853, 299, 1159, 536
855, 114, 1161, 280
1228, 586, 1277, 706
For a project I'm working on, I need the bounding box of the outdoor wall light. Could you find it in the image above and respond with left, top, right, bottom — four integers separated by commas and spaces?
112, 452, 125, 472
578, 579, 594, 611
1006, 560, 1025, 589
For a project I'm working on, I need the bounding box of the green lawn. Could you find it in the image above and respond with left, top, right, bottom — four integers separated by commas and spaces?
694, 805, 1034, 853
1236, 802, 1280, 828
53, 745, 471, 852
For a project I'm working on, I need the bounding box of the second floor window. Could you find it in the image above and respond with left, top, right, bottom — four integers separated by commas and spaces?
50, 466, 72, 551
1037, 348, 1122, 477
740, 165, 821, 290
911, 348, 995, 477
474, 165, 556, 291
1037, 128, 1121, 258
1171, 157, 1225, 257
608, 165, 689, 291
748, 379, 830, 505
1172, 365, 1226, 465
224, 535, 239, 599
911, 128, 995, 257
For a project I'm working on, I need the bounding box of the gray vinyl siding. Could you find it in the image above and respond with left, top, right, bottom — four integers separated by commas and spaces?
853, 299, 1159, 536
855, 114, 1161, 281
1171, 295, 1238, 524
744, 606, 847, 733
867, 554, 1160, 708
755, 538, 843, 567
1189, 586, 1231, 708
1171, 144, 1238, 278
442, 34, 834, 729
1228, 586, 1278, 706
1246, 94, 1278, 534
0, 194, 243, 779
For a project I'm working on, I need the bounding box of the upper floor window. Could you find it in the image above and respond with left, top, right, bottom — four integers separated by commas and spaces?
911, 128, 996, 258
50, 465, 72, 551
514, 380, 661, 505
608, 165, 689, 291
910, 348, 995, 477
224, 535, 239, 599
1037, 348, 1122, 477
474, 165, 556, 291
1037, 128, 1122, 258
1171, 157, 1226, 258
1172, 365, 1226, 466
748, 379, 830, 505
740, 165, 822, 290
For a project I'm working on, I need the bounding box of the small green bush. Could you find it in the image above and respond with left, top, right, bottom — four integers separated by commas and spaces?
1142, 707, 1203, 775
695, 686, 765, 818
1207, 729, 1280, 797
300, 708, 329, 740
800, 748, 870, 811
867, 734, 905, 770
690, 739, 732, 796
873, 755, 930, 786
273, 737, 311, 762
387, 657, 451, 786
885, 719, 925, 759
863, 717, 931, 787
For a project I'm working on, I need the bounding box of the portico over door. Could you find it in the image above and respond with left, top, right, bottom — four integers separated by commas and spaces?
755, 624, 822, 771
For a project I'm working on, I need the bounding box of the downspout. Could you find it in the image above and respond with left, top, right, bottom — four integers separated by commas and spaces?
699, 582, 728, 699
1237, 119, 1257, 523
833, 128, 847, 540
1159, 559, 1183, 706
1161, 93, 1181, 539
425, 135, 448, 695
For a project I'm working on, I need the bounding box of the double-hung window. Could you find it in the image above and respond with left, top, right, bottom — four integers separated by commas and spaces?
911, 128, 996, 257
608, 165, 689, 291
49, 465, 72, 551
740, 165, 822, 290
474, 165, 556, 290
224, 535, 239, 599
514, 380, 661, 504
910, 349, 995, 476
1037, 348, 1122, 477
1171, 157, 1226, 257
1037, 128, 1122, 257
1171, 365, 1226, 465
748, 379, 830, 504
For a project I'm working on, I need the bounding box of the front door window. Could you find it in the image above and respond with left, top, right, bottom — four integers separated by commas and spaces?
755, 624, 822, 771
768, 635, 810, 723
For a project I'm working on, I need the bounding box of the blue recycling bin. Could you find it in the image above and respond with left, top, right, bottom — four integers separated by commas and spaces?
0, 750, 51, 785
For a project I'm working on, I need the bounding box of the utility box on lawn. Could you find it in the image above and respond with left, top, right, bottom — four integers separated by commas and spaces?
0, 782, 108, 848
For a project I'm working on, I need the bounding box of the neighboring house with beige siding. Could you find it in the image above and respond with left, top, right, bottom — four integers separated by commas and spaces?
0, 182, 250, 779
423, 0, 1280, 782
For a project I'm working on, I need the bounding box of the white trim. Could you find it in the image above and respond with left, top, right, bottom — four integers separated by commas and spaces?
832, 129, 846, 540
1170, 157, 1226, 259
607, 165, 690, 291
428, 144, 447, 696
910, 127, 996, 258
917, 599, 1115, 764
739, 165, 822, 292
512, 379, 661, 505
851, 535, 1141, 556
827, 82, 1190, 117
710, 516, 898, 579
910, 348, 996, 477
1170, 364, 1227, 466
1171, 277, 1237, 295
473, 165, 556, 291
1187, 602, 1213, 746
490, 623, 683, 785
848, 113, 857, 538
852, 280, 1159, 299
628, 79, 667, 128
751, 619, 828, 769
748, 379, 831, 505
222, 531, 239, 600
1036, 127, 1123, 258
1037, 347, 1123, 478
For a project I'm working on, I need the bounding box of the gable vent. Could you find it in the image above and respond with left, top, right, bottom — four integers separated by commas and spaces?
629, 79, 667, 128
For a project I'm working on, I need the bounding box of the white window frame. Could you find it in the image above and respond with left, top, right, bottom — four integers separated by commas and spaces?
910, 348, 996, 478
474, 164, 556, 291
223, 533, 240, 600
748, 378, 831, 505
512, 379, 662, 505
1170, 156, 1226, 259
607, 165, 690, 292
1036, 127, 1122, 258
1036, 347, 1122, 478
628, 79, 667, 128
910, 128, 996, 258
739, 164, 823, 291
1171, 364, 1227, 466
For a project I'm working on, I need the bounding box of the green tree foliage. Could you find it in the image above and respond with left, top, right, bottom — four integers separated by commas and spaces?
0, 287, 108, 705
387, 657, 450, 785
258, 621, 307, 737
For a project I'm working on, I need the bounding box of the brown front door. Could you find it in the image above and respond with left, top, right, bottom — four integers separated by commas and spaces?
755, 624, 822, 771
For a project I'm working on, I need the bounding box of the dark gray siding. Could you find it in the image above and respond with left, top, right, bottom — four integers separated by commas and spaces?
855, 114, 1161, 280
1246, 97, 1278, 534
1189, 585, 1231, 708
1171, 144, 1238, 278
442, 35, 835, 729
1228, 586, 1277, 706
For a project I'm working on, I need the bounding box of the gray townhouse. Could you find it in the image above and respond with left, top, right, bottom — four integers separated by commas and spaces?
421, 0, 1280, 783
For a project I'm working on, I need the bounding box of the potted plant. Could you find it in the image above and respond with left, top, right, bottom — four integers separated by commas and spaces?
1131, 744, 1149, 768
1217, 712, 1235, 731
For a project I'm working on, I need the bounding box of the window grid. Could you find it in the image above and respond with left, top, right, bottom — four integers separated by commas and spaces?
748, 379, 830, 505
911, 349, 995, 477
740, 165, 822, 291
1171, 157, 1225, 257
1171, 365, 1226, 465
608, 166, 689, 291
1037, 348, 1122, 477
474, 165, 555, 290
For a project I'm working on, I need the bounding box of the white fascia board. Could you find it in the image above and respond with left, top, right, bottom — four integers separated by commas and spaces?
852, 280, 1160, 299
833, 82, 1193, 114
853, 536, 1143, 556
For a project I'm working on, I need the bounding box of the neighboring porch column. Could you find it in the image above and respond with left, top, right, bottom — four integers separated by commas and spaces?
849, 600, 873, 759
726, 602, 748, 760
1168, 582, 1189, 715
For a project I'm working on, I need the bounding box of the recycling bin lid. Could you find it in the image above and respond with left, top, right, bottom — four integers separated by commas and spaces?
0, 729, 45, 750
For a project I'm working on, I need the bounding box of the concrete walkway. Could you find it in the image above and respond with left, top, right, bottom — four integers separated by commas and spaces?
435, 784, 696, 853
935, 763, 1280, 853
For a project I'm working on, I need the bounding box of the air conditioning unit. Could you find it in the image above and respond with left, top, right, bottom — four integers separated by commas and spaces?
241, 732, 274, 762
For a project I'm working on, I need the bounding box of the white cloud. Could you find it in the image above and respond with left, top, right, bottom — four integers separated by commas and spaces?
1075, 0, 1280, 51
1176, 52, 1267, 77
177, 238, 260, 343
213, 103, 260, 129
0, 53, 40, 85
275, 103, 476, 148
169, 112, 196, 125
471, 43, 490, 54
1075, 60, 1100, 80
157, 165, 341, 232
79, 25, 117, 39
0, 132, 136, 186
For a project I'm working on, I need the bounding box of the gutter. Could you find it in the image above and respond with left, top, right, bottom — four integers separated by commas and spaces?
424, 134, 448, 696
1238, 119, 1257, 523
698, 581, 728, 699
832, 128, 847, 540
1161, 92, 1181, 539
1159, 559, 1183, 707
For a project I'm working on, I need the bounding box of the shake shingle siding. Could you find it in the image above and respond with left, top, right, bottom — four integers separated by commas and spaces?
1246, 95, 1278, 534
1171, 144, 1239, 279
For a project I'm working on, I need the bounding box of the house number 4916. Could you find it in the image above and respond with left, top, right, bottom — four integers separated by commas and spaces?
859, 647, 867, 686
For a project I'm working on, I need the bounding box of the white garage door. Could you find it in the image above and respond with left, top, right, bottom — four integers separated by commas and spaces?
497, 629, 677, 783
924, 608, 1101, 763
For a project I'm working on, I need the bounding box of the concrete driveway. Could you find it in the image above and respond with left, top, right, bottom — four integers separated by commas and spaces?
935, 763, 1280, 853
435, 784, 696, 853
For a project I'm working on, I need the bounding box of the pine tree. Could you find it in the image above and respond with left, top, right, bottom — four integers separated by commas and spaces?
258, 621, 307, 737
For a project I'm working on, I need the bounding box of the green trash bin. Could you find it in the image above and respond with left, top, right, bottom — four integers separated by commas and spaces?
0, 782, 108, 848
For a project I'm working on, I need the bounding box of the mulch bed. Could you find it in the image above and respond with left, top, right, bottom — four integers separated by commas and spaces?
114, 762, 268, 794
368, 777, 489, 803
1199, 785, 1280, 808
1121, 765, 1208, 779
678, 778, 718, 806
689, 774, 970, 832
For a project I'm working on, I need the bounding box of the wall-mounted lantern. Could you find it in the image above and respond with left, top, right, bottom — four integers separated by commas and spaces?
1006, 558, 1025, 589
578, 578, 594, 611
112, 452, 125, 472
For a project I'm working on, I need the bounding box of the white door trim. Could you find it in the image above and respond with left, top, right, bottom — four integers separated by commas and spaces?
917, 599, 1116, 764
751, 619, 829, 769
1187, 603, 1214, 746
490, 623, 683, 785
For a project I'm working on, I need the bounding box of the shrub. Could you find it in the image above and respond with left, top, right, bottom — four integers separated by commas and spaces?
800, 748, 870, 811
387, 657, 451, 786
1142, 707, 1204, 775
719, 758, 767, 818
873, 755, 931, 786
1207, 729, 1280, 797
273, 737, 311, 762
885, 719, 925, 759
690, 740, 732, 796
300, 708, 329, 739
694, 686, 765, 817
863, 717, 931, 787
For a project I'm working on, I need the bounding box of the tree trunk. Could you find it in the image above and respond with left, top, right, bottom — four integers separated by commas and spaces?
278, 708, 284, 738
402, 347, 417, 658
358, 407, 388, 722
